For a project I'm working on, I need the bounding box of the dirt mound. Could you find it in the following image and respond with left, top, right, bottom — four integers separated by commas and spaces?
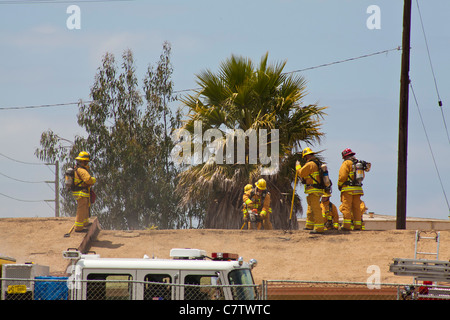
1, 217, 449, 284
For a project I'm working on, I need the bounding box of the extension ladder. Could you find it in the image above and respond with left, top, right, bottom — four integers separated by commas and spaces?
414, 230, 440, 260
389, 231, 449, 299
389, 258, 450, 282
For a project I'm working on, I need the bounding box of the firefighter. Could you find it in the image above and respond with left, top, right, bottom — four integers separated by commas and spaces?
340, 200, 367, 230
242, 184, 253, 229
359, 200, 368, 230
337, 148, 366, 231
72, 151, 96, 232
321, 193, 340, 230
296, 147, 324, 234
243, 179, 273, 230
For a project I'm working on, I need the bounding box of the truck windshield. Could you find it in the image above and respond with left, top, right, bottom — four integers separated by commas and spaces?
228, 269, 257, 300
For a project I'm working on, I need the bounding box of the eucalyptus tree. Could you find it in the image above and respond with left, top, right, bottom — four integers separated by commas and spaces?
35, 42, 188, 230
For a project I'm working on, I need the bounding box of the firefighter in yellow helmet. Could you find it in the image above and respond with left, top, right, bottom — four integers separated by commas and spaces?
337, 148, 370, 231
320, 193, 340, 230
242, 179, 273, 230
72, 151, 96, 232
296, 147, 324, 234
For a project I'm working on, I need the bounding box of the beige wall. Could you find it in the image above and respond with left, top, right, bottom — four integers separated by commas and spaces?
297, 218, 450, 231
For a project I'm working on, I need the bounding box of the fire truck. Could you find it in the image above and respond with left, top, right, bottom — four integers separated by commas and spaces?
63, 248, 258, 300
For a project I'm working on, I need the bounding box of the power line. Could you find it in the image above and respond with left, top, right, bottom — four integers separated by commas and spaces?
284, 46, 401, 74
415, 0, 449, 144
0, 152, 49, 165
0, 0, 135, 4
0, 101, 79, 111
415, 0, 442, 105
410, 81, 450, 216
0, 156, 60, 215
0, 46, 402, 111
176, 47, 403, 95
0, 171, 53, 184
0, 191, 53, 203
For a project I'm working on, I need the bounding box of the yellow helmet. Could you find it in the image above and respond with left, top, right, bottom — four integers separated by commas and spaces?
244, 184, 253, 192
255, 178, 267, 190
322, 193, 331, 198
75, 151, 90, 162
302, 147, 315, 157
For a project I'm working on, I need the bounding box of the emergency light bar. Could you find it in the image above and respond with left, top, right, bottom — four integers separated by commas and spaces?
211, 252, 239, 261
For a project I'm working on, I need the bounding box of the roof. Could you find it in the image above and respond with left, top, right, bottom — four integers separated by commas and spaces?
76, 255, 247, 272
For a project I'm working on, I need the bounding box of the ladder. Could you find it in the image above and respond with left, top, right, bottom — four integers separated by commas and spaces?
389, 258, 450, 282
414, 230, 440, 260
390, 258, 450, 300
390, 231, 448, 299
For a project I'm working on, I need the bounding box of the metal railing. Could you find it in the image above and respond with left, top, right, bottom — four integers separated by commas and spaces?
261, 280, 450, 300
0, 277, 260, 301
3, 277, 450, 300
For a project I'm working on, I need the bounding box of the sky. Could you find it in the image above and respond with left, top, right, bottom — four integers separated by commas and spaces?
0, 0, 449, 222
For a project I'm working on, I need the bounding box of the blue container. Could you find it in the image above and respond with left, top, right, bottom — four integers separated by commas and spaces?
34, 276, 69, 300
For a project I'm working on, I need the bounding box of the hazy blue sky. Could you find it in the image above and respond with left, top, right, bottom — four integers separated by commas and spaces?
0, 0, 449, 221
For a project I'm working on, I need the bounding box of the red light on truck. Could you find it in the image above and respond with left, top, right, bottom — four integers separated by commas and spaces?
211, 252, 238, 261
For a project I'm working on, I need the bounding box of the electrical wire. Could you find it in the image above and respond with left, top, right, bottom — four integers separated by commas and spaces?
0, 0, 135, 4
0, 46, 402, 111
0, 152, 49, 165
415, 0, 449, 144
0, 191, 53, 203
0, 171, 52, 184
284, 47, 401, 74
410, 81, 450, 216
415, 0, 442, 105
0, 152, 56, 203
0, 101, 79, 111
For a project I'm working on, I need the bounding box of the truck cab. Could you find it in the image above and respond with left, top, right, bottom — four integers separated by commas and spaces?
64, 248, 258, 300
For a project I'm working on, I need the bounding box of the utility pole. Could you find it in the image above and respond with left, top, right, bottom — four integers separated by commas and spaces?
55, 160, 59, 217
45, 161, 60, 217
396, 0, 412, 229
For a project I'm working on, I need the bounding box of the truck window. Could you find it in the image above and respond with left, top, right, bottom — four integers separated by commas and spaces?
228, 269, 257, 300
86, 274, 132, 300
144, 274, 172, 300
184, 275, 224, 300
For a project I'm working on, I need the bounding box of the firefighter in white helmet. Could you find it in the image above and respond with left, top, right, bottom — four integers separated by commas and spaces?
296, 147, 324, 234
72, 151, 96, 232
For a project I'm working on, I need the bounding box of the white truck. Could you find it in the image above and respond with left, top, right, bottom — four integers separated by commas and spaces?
63, 248, 258, 300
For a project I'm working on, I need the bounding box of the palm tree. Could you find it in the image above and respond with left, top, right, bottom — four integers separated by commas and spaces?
176, 53, 326, 229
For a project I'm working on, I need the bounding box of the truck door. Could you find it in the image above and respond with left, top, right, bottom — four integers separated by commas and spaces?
179, 270, 229, 300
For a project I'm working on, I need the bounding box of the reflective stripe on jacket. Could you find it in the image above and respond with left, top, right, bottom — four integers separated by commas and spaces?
72, 166, 96, 199
297, 160, 324, 195
338, 159, 363, 195
243, 190, 272, 217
